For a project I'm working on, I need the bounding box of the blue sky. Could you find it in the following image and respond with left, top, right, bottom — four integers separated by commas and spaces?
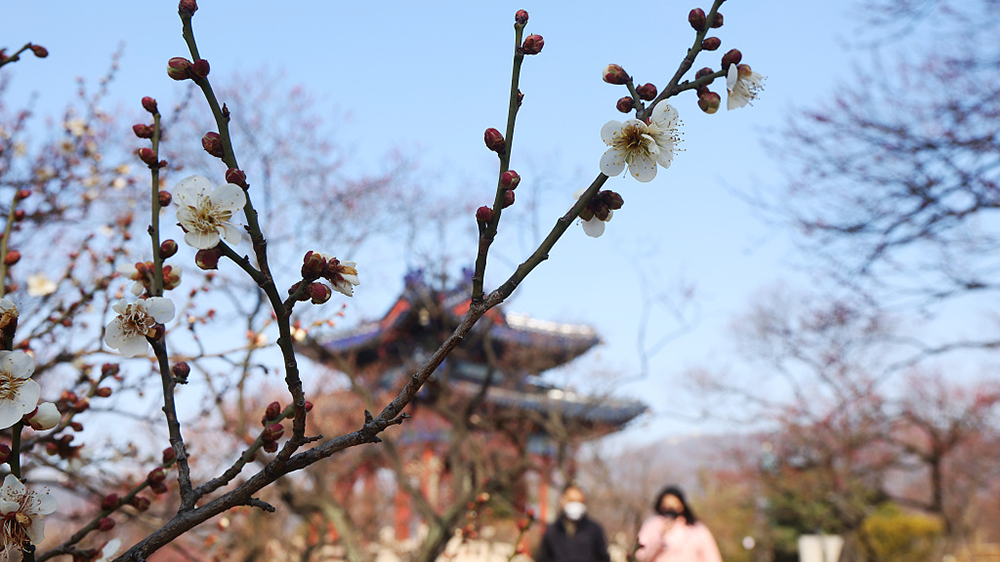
2, 1, 888, 440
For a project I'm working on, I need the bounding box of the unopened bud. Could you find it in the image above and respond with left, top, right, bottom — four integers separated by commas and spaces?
616, 96, 634, 113
263, 423, 284, 442
15, 189, 31, 201
96, 517, 115, 532
166, 57, 193, 81
178, 0, 198, 16
137, 147, 158, 166
147, 467, 167, 484
701, 37, 721, 51
265, 401, 281, 421
171, 361, 190, 381
308, 282, 333, 305
695, 67, 714, 80
133, 124, 154, 139
159, 239, 178, 259
12, 210, 23, 223
101, 493, 122, 512
476, 206, 494, 223
636, 83, 657, 101
600, 190, 624, 210
515, 9, 528, 24
484, 128, 505, 154
30, 44, 48, 58
225, 168, 248, 189
201, 132, 223, 158
521, 34, 544, 55
3, 251, 20, 266
602, 64, 629, 85
304, 400, 313, 412
501, 170, 521, 190
711, 12, 723, 28
154, 190, 172, 208
301, 251, 327, 280
698, 91, 721, 114
95, 387, 113, 398
262, 440, 278, 453
141, 96, 159, 114
70, 421, 83, 431
26, 402, 60, 430
130, 495, 151, 511
502, 189, 515, 209
721, 49, 742, 70
688, 8, 706, 31
195, 248, 220, 270
191, 58, 210, 79
150, 481, 168, 495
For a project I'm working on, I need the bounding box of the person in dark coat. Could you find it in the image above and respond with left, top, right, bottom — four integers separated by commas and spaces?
535, 485, 612, 562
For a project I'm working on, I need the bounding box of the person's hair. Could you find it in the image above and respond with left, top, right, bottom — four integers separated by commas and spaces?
653, 485, 697, 525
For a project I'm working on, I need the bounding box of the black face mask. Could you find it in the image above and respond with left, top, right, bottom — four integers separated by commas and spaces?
659, 509, 681, 519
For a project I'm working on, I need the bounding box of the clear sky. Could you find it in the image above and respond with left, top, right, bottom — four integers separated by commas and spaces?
2, 1, 877, 441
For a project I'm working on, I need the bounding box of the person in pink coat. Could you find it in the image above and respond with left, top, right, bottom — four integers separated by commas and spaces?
634, 485, 723, 562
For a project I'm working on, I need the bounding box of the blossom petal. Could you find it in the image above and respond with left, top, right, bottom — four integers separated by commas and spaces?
220, 222, 243, 246
651, 102, 679, 129
656, 146, 674, 169
600, 121, 622, 145
174, 175, 212, 204
628, 152, 658, 182
32, 488, 58, 516
600, 148, 626, 177
581, 218, 605, 237
0, 350, 35, 380
184, 230, 220, 250
208, 183, 247, 212
145, 297, 175, 323
727, 64, 738, 92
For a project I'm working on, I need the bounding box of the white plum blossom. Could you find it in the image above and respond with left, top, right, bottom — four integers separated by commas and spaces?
174, 175, 247, 250
726, 63, 765, 110
0, 474, 56, 554
600, 102, 681, 182
0, 351, 40, 430
26, 273, 57, 297
573, 188, 610, 238
94, 538, 122, 562
26, 402, 60, 431
315, 254, 359, 297
104, 298, 175, 357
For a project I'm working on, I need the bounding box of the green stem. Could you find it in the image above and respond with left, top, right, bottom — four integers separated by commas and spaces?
0, 193, 21, 298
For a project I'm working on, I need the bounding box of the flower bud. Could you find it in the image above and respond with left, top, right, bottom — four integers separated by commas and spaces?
636, 83, 657, 101
95, 387, 113, 398
600, 190, 625, 210
195, 248, 221, 270
288, 281, 309, 301
484, 128, 505, 154
158, 239, 178, 260
688, 8, 706, 31
721, 49, 742, 70
265, 401, 282, 421
502, 189, 515, 209
130, 495, 151, 511
45, 442, 58, 455
12, 210, 24, 222
178, 0, 198, 16
476, 206, 494, 223
172, 361, 191, 381
101, 493, 122, 512
30, 44, 48, 58
308, 282, 333, 305
3, 251, 20, 266
166, 57, 193, 81
162, 446, 177, 465
147, 467, 167, 484
521, 34, 544, 55
225, 168, 248, 189
616, 96, 634, 113
15, 189, 31, 201
137, 147, 158, 166
304, 400, 313, 412
201, 132, 223, 158
146, 324, 165, 341
515, 9, 528, 24
141, 96, 159, 114
711, 12, 724, 28
70, 421, 83, 431
602, 64, 629, 85
701, 37, 721, 51
698, 91, 721, 114
150, 481, 168, 495
191, 58, 210, 79
262, 440, 278, 453
133, 124, 154, 139
97, 517, 115, 532
301, 251, 327, 280
263, 423, 284, 441
26, 402, 60, 430
501, 170, 521, 190
695, 67, 714, 80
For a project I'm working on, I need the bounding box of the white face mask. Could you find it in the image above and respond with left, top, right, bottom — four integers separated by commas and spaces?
563, 501, 587, 521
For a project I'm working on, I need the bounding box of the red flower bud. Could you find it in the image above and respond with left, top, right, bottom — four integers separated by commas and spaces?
515, 9, 529, 24
166, 57, 193, 81
101, 493, 121, 512
29, 44, 48, 58
191, 58, 210, 78
97, 517, 115, 532
159, 239, 178, 259
688, 8, 706, 31
15, 189, 31, 201
476, 206, 494, 223
695, 67, 714, 80
70, 421, 83, 431
201, 132, 223, 158
13, 210, 24, 222
301, 251, 327, 280
711, 12, 724, 28
698, 91, 721, 114
265, 401, 281, 421
147, 324, 165, 341
137, 147, 158, 166
304, 400, 313, 412
600, 190, 624, 210
602, 64, 629, 85
178, 0, 198, 16
162, 446, 177, 465
130, 495, 151, 512
263, 423, 284, 442
636, 83, 658, 101
195, 248, 221, 270
3, 251, 20, 266
702, 37, 721, 51
150, 481, 168, 495
722, 49, 742, 70
172, 361, 191, 381
501, 170, 521, 190
262, 440, 278, 453
521, 34, 544, 55
225, 168, 248, 189
502, 189, 515, 209
484, 128, 505, 154
133, 124, 154, 139
95, 387, 113, 398
147, 467, 167, 484
158, 192, 173, 209
141, 96, 159, 114
616, 96, 634, 113
308, 282, 333, 305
